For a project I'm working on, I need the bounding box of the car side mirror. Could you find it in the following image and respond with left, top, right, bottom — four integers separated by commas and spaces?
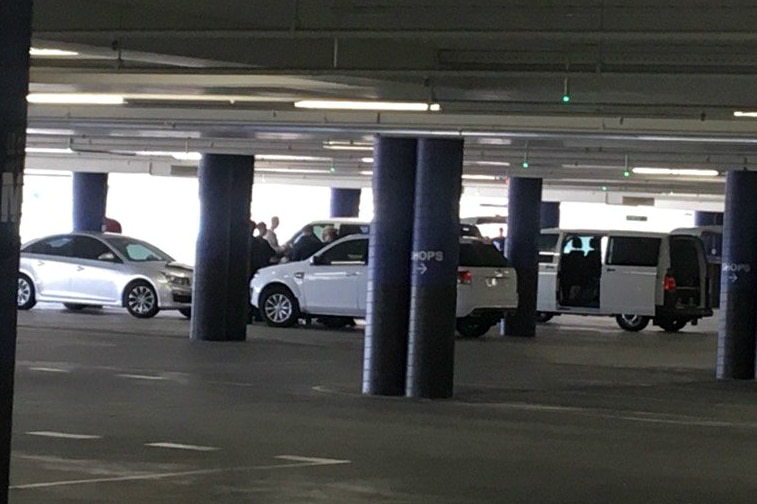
310, 255, 325, 266
97, 252, 119, 262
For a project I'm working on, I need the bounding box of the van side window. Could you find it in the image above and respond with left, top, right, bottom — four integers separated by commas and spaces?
606, 237, 661, 266
538, 233, 559, 263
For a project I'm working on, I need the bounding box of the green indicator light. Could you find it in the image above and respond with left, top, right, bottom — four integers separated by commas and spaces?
329, 166, 335, 173
562, 94, 571, 103
623, 170, 631, 177
521, 161, 529, 168
601, 185, 608, 191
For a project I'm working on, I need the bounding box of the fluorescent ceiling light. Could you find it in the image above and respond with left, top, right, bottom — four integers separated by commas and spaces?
465, 161, 511, 167
462, 174, 499, 181
134, 151, 202, 161
256, 154, 332, 162
24, 169, 72, 177
256, 168, 331, 174
30, 48, 79, 57
734, 111, 757, 118
25, 147, 74, 154
294, 100, 441, 112
360, 170, 373, 176
632, 167, 720, 177
27, 93, 125, 105
360, 157, 374, 163
561, 164, 623, 170
323, 141, 373, 151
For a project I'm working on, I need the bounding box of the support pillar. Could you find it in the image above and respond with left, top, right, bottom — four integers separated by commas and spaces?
540, 201, 560, 229
0, 1, 32, 502
505, 177, 543, 338
717, 171, 757, 379
406, 138, 464, 399
694, 211, 724, 227
330, 188, 361, 218
72, 172, 108, 232
362, 137, 416, 396
191, 154, 254, 342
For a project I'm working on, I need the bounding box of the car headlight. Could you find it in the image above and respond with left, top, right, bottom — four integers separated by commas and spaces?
162, 272, 191, 286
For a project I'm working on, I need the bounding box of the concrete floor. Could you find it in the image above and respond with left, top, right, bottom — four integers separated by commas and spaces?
9, 306, 757, 503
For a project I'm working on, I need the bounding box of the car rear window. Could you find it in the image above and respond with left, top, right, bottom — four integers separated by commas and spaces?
459, 242, 508, 267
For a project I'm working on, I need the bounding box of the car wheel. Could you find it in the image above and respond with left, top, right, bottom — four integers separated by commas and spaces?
456, 317, 492, 338
124, 281, 160, 319
536, 312, 555, 323
615, 314, 650, 332
17, 274, 36, 310
260, 285, 300, 328
179, 308, 192, 319
658, 317, 687, 332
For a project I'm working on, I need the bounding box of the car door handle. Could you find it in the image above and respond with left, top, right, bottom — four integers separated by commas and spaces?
294, 272, 304, 280
605, 267, 616, 272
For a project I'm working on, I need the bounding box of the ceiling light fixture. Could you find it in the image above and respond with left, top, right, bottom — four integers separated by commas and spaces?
360, 157, 374, 163
256, 168, 332, 174
25, 147, 74, 155
632, 167, 720, 177
256, 154, 332, 162
465, 161, 511, 167
29, 48, 79, 57
27, 93, 125, 105
294, 100, 441, 112
360, 170, 373, 176
734, 111, 757, 118
462, 174, 498, 181
323, 141, 373, 151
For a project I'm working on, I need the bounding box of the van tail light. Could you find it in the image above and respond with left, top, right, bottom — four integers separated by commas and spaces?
457, 270, 473, 285
664, 274, 677, 292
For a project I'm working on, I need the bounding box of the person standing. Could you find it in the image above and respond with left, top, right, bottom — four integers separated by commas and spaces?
248, 221, 276, 323
263, 216, 280, 250
286, 224, 323, 262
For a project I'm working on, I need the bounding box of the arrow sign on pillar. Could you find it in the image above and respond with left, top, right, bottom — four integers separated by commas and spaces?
415, 262, 428, 275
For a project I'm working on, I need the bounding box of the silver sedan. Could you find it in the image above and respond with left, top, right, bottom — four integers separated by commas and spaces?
17, 232, 193, 318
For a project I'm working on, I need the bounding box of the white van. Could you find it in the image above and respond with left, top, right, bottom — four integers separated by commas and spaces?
536, 229, 713, 332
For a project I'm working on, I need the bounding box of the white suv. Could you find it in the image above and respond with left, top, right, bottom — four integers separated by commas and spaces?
250, 235, 518, 337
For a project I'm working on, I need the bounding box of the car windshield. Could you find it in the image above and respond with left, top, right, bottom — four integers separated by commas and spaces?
105, 236, 174, 262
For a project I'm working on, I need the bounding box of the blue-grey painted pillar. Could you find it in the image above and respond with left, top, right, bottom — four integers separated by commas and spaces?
330, 188, 361, 218
363, 137, 416, 396
191, 154, 254, 342
717, 171, 757, 380
694, 211, 724, 227
540, 201, 560, 229
505, 177, 543, 337
0, 1, 32, 501
72, 172, 108, 232
406, 138, 464, 399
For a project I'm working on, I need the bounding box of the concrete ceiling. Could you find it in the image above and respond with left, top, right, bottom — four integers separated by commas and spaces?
24, 1, 757, 204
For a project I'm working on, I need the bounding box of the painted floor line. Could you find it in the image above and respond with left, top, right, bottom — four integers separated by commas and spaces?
26, 431, 101, 440
10, 454, 352, 490
145, 442, 220, 452
28, 367, 70, 373
116, 374, 168, 381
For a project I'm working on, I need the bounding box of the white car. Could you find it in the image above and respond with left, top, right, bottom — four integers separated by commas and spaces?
250, 235, 518, 337
18, 232, 193, 319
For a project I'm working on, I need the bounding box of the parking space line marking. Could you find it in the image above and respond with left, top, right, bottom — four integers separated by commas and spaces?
28, 367, 70, 373
116, 374, 168, 381
145, 442, 220, 452
11, 454, 352, 490
26, 431, 101, 440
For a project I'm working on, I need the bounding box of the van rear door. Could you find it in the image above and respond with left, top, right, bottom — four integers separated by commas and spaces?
662, 235, 709, 312
599, 235, 660, 316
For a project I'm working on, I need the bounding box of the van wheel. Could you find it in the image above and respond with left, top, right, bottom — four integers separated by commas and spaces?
536, 312, 554, 323
658, 318, 687, 332
615, 314, 650, 332
456, 317, 492, 338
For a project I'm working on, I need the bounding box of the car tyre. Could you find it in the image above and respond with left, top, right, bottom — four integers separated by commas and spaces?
658, 317, 687, 332
124, 280, 160, 319
179, 308, 192, 319
17, 274, 36, 310
536, 312, 555, 323
615, 314, 650, 332
456, 317, 492, 338
260, 285, 300, 328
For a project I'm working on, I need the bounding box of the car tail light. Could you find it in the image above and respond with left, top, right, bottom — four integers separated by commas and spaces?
457, 270, 473, 284
664, 274, 677, 292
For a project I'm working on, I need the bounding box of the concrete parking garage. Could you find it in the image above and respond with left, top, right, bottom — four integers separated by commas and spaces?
10, 308, 757, 503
